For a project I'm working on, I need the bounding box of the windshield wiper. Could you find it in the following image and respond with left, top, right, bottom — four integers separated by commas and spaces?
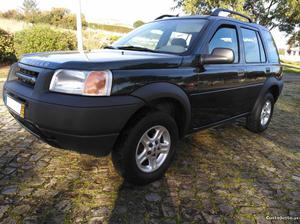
104, 46, 117, 49
114, 45, 157, 53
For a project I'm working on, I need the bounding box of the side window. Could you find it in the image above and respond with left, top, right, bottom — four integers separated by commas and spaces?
262, 30, 279, 63
241, 28, 261, 63
209, 27, 239, 63
257, 32, 266, 62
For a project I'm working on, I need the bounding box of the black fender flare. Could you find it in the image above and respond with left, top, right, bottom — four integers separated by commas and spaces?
252, 77, 283, 113
131, 82, 191, 136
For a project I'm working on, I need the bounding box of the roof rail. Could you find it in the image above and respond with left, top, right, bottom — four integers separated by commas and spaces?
211, 8, 253, 23
155, 14, 178, 20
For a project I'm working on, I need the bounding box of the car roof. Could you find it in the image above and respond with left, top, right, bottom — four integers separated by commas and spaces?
155, 15, 269, 32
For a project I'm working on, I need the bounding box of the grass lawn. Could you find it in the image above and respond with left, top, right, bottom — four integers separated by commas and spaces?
281, 60, 300, 74
281, 59, 300, 67
283, 66, 300, 74
0, 66, 9, 80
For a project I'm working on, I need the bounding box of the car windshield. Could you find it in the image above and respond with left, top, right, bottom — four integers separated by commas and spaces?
112, 19, 207, 54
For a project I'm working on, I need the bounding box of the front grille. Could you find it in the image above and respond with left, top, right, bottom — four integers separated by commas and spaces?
16, 67, 39, 86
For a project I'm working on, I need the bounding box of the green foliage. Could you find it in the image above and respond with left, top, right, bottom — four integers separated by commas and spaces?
109, 35, 121, 43
174, 0, 244, 14
278, 49, 285, 55
133, 20, 145, 28
287, 31, 300, 47
88, 23, 132, 33
14, 26, 76, 57
0, 10, 24, 20
36, 8, 87, 30
0, 6, 87, 30
174, 0, 300, 33
0, 29, 16, 64
283, 66, 300, 74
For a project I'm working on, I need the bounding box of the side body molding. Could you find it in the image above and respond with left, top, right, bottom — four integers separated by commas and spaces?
131, 82, 191, 136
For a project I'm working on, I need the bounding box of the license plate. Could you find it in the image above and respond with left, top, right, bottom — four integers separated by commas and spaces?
6, 95, 25, 118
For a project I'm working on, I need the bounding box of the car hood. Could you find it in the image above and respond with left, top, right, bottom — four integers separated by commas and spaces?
19, 49, 183, 70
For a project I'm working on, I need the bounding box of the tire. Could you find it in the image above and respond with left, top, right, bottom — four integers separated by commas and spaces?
112, 111, 179, 185
246, 92, 274, 133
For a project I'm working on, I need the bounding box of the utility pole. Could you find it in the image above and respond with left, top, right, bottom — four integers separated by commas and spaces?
76, 0, 84, 52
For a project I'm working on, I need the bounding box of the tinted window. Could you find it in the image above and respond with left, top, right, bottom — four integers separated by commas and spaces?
113, 19, 207, 54
241, 28, 260, 63
167, 32, 192, 47
209, 27, 239, 63
257, 33, 266, 62
262, 30, 279, 63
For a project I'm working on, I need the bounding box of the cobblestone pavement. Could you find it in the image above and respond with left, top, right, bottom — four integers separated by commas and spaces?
0, 76, 299, 224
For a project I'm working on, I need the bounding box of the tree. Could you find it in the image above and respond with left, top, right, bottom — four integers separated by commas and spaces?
287, 31, 300, 47
22, 0, 39, 14
244, 0, 300, 32
133, 20, 145, 28
45, 8, 87, 30
173, 0, 300, 33
22, 0, 39, 23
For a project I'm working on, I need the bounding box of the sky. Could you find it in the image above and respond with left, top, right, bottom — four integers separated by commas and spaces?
0, 0, 182, 25
0, 0, 288, 48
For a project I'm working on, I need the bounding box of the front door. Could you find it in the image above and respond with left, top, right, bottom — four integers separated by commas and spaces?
191, 23, 248, 129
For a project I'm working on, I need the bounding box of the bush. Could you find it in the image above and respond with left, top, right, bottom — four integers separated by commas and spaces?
14, 26, 77, 57
133, 20, 145, 28
0, 8, 87, 30
0, 9, 24, 21
36, 8, 87, 30
0, 29, 16, 64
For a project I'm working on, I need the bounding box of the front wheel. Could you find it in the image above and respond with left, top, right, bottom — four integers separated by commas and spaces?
112, 111, 178, 185
246, 92, 275, 133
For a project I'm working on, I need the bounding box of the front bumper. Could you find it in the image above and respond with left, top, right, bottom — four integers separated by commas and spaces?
3, 63, 144, 156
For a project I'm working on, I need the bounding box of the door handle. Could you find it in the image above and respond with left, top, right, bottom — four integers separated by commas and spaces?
266, 67, 271, 73
237, 70, 245, 77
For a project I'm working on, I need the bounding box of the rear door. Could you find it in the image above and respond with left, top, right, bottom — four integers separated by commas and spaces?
240, 27, 268, 110
191, 21, 249, 128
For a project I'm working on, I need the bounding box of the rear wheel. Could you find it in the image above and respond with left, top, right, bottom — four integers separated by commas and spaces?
112, 111, 178, 185
246, 92, 274, 133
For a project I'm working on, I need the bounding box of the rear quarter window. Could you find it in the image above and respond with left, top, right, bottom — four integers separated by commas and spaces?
262, 30, 279, 63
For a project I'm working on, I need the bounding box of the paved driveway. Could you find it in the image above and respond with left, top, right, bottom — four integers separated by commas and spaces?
0, 75, 299, 224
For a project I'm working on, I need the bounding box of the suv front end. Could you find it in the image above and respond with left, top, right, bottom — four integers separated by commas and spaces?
3, 62, 144, 156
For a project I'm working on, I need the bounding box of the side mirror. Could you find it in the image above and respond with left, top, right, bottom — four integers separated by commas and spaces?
200, 48, 234, 65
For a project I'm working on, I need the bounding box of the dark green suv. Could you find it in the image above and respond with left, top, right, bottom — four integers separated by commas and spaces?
3, 9, 283, 184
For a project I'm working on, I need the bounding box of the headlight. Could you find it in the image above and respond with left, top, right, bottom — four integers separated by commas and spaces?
49, 69, 112, 96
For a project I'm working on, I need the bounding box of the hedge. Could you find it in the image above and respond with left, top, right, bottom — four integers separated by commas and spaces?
0, 28, 16, 64
14, 26, 77, 57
